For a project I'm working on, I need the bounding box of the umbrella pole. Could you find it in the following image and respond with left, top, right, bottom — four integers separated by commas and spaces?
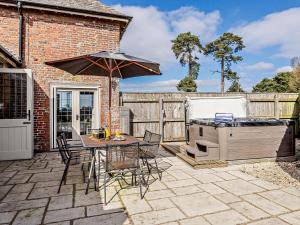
108, 61, 112, 134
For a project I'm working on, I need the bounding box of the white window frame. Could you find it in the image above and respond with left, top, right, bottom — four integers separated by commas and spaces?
50, 82, 102, 148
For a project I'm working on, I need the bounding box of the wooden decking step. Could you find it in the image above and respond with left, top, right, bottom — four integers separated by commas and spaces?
176, 153, 228, 169
161, 143, 181, 155
161, 143, 228, 168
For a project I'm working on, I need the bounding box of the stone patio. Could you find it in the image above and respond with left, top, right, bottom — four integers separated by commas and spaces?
1, 149, 300, 225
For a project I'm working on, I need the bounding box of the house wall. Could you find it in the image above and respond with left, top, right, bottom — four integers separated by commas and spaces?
0, 5, 122, 151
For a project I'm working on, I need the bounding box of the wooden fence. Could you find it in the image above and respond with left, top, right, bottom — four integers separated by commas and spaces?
119, 92, 299, 142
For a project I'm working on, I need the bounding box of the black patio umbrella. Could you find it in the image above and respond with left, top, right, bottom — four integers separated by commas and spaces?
45, 51, 161, 132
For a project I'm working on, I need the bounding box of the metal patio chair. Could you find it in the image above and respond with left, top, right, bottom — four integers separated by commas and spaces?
101, 142, 144, 204
140, 131, 162, 180
56, 136, 92, 193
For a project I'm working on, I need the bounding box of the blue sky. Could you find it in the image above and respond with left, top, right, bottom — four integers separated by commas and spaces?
102, 0, 300, 92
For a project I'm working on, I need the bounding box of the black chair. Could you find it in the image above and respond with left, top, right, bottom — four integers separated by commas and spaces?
101, 142, 144, 204
56, 136, 92, 193
61, 133, 83, 149
140, 131, 162, 180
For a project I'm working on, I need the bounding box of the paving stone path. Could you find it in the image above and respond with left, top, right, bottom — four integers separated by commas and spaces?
0, 150, 300, 225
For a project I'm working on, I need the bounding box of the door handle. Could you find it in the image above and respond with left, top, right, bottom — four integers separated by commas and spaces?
27, 110, 31, 121
76, 114, 79, 120
23, 121, 31, 124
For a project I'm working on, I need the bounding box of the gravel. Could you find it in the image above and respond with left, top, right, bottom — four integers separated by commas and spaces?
241, 161, 300, 188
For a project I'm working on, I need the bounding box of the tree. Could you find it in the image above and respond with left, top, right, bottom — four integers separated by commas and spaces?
227, 76, 244, 92
252, 72, 292, 93
289, 65, 300, 92
204, 32, 245, 94
176, 76, 197, 92
171, 32, 203, 91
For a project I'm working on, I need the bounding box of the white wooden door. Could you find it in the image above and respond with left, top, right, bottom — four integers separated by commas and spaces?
0, 69, 33, 160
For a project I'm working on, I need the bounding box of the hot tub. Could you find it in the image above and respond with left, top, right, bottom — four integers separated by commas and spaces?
185, 118, 295, 161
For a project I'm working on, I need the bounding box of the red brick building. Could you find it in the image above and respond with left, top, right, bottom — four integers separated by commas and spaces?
0, 0, 131, 153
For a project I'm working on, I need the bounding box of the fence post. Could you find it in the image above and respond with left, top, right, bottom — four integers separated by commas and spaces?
274, 94, 280, 119
159, 97, 164, 141
120, 106, 131, 135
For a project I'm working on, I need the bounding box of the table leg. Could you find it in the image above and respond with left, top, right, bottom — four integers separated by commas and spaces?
85, 149, 95, 195
93, 150, 98, 191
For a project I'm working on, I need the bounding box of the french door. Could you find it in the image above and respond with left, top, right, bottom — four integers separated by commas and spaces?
0, 69, 33, 160
55, 89, 98, 142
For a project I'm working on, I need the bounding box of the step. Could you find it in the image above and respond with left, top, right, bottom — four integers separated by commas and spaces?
195, 140, 219, 148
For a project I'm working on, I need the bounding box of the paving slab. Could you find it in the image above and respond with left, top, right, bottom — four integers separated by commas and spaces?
29, 185, 73, 199
130, 207, 185, 225
228, 170, 257, 180
0, 185, 13, 199
213, 172, 237, 180
229, 201, 269, 220
73, 213, 130, 225
0, 211, 17, 224
198, 183, 226, 194
172, 185, 202, 196
204, 209, 249, 225
148, 198, 175, 210
259, 190, 300, 210
87, 202, 124, 216
48, 195, 73, 210
279, 210, 300, 225
7, 174, 32, 185
2, 192, 29, 202
281, 186, 300, 197
10, 183, 34, 194
0, 198, 48, 212
214, 192, 241, 204
249, 179, 280, 190
74, 190, 102, 206
29, 172, 62, 182
179, 216, 210, 225
215, 179, 264, 195
145, 189, 175, 200
12, 207, 45, 225
44, 207, 85, 224
193, 173, 224, 183
247, 218, 289, 225
164, 179, 200, 188
242, 194, 289, 215
121, 194, 152, 214
46, 221, 70, 225
171, 192, 229, 217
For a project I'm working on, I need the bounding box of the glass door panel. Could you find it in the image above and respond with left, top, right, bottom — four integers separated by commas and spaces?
79, 91, 94, 135
56, 91, 72, 139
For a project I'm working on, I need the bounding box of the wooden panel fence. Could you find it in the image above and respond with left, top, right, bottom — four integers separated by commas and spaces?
119, 92, 299, 142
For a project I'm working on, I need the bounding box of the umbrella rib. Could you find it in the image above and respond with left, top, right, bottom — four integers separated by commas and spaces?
85, 57, 109, 72
113, 59, 123, 78
132, 61, 161, 74
117, 62, 134, 69
75, 58, 102, 75
112, 60, 125, 71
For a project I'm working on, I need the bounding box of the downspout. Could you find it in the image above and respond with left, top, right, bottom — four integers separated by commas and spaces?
17, 1, 23, 64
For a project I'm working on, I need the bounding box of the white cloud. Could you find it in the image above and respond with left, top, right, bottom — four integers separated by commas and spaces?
276, 66, 293, 73
120, 79, 218, 92
113, 5, 221, 67
245, 62, 274, 70
230, 7, 300, 58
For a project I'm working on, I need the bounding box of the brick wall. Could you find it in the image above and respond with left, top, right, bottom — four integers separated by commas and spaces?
0, 5, 122, 151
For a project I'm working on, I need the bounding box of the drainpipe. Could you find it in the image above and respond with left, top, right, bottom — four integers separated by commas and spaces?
17, 1, 23, 64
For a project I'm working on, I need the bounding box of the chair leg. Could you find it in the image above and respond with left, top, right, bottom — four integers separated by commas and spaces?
104, 172, 107, 205
154, 158, 162, 180
138, 169, 143, 199
58, 159, 70, 194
